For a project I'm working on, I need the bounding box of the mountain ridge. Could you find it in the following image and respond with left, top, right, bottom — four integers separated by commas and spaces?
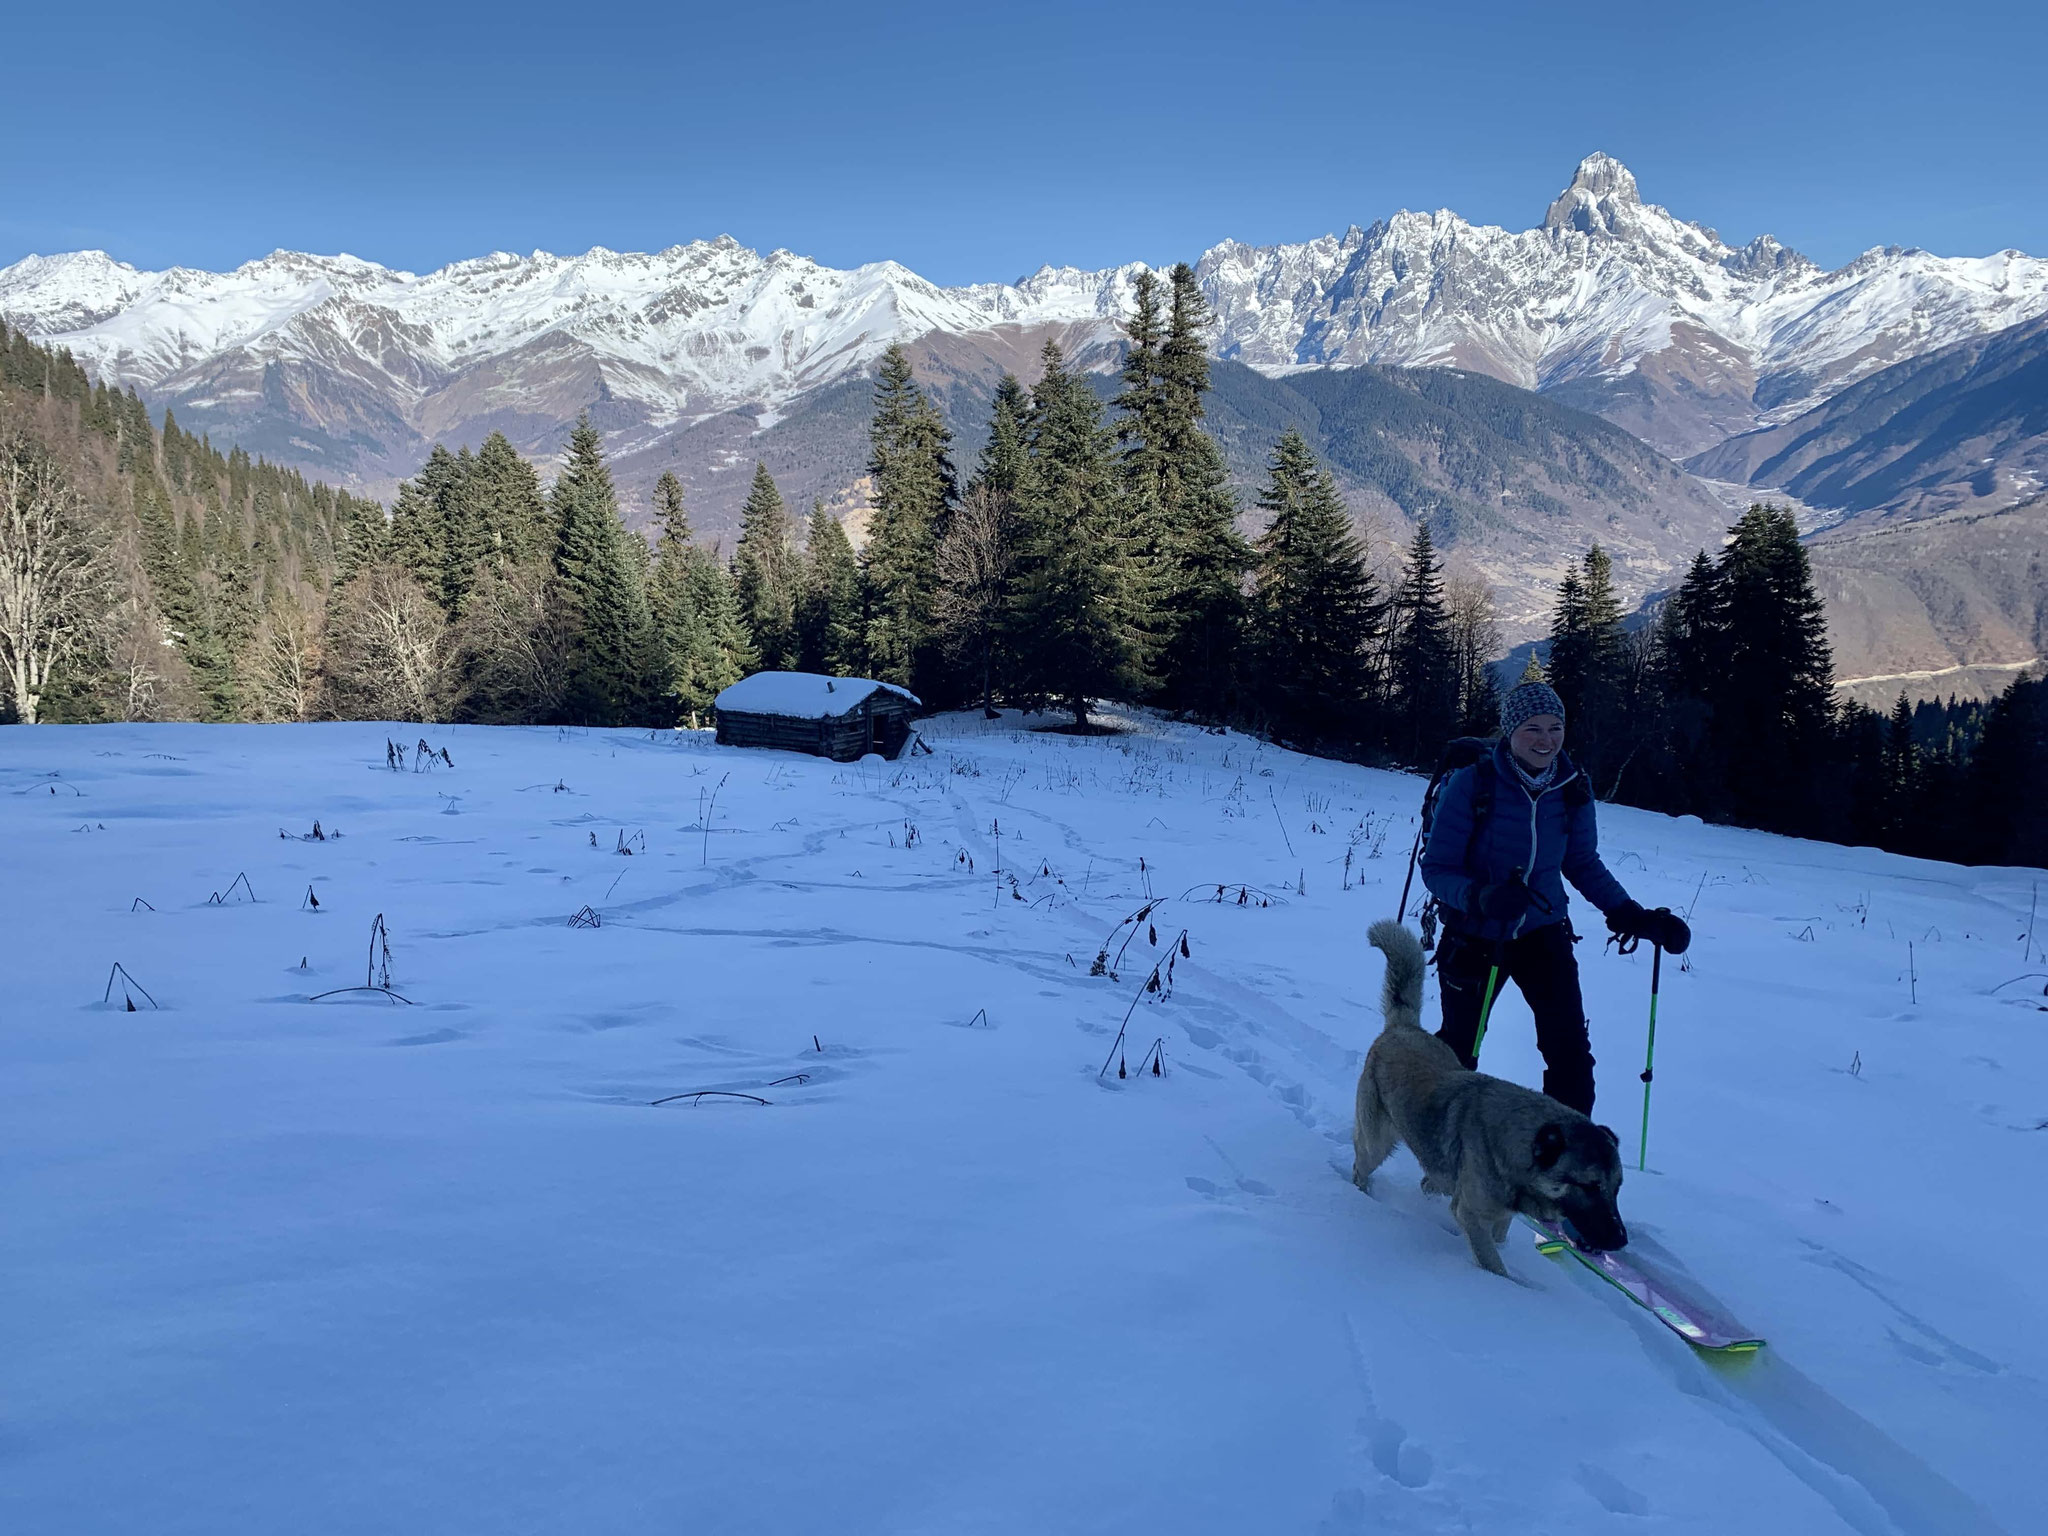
6, 154, 2045, 480
1686, 313, 2048, 520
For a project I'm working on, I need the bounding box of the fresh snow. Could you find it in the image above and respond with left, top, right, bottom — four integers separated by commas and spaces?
4, 156, 2046, 437
3, 714, 2042, 1534
714, 672, 921, 719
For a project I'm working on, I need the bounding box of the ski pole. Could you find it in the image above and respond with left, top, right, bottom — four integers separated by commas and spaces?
1397, 829, 1424, 922
1637, 943, 1662, 1173
1471, 955, 1503, 1063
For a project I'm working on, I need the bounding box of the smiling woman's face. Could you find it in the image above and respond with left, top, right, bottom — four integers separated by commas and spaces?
1509, 714, 1565, 773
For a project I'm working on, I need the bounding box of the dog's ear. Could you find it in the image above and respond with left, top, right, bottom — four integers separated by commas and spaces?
1594, 1124, 1620, 1149
1532, 1123, 1568, 1170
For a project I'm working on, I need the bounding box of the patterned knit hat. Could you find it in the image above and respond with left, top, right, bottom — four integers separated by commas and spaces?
1499, 680, 1566, 738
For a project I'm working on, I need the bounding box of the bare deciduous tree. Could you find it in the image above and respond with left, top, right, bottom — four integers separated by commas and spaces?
445, 564, 574, 723
935, 483, 1016, 716
246, 597, 323, 722
321, 565, 448, 722
0, 433, 110, 724
1445, 569, 1503, 734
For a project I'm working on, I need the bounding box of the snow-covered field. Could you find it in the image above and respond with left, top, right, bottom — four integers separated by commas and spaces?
4, 715, 2043, 1535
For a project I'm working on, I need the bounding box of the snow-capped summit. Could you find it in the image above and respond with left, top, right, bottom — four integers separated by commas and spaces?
1542, 151, 1643, 235
3, 154, 2044, 472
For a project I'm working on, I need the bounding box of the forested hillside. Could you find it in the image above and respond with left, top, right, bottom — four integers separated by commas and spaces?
0, 319, 379, 724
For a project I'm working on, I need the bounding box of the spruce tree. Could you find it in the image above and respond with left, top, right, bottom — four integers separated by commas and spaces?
386, 455, 447, 597
935, 375, 1033, 711
798, 503, 864, 676
1880, 691, 1919, 842
1149, 264, 1249, 720
440, 444, 490, 617
1113, 270, 1172, 689
680, 546, 757, 721
1006, 341, 1131, 727
733, 462, 798, 671
1250, 429, 1378, 747
1964, 671, 2048, 867
863, 344, 954, 693
1712, 505, 1834, 833
470, 431, 551, 570
1547, 543, 1627, 784
1387, 523, 1457, 764
644, 472, 741, 721
550, 413, 658, 725
975, 373, 1032, 497
645, 471, 695, 715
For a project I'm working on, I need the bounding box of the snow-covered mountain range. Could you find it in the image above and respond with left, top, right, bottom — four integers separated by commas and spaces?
5, 153, 2045, 476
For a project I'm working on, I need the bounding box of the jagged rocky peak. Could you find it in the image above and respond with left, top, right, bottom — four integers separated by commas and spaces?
1544, 152, 1643, 236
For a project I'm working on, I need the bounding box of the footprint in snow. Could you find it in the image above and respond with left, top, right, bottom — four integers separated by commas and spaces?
1185, 1175, 1276, 1201
1575, 1463, 1651, 1516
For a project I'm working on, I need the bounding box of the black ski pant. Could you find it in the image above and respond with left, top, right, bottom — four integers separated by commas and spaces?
1435, 922, 1597, 1115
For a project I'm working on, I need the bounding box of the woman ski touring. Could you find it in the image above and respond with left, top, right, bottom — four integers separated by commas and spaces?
1418, 680, 1689, 1114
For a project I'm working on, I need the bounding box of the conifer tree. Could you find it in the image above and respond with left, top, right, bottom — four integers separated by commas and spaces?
1880, 691, 1919, 840
1964, 671, 2048, 867
1387, 523, 1457, 764
798, 503, 864, 676
550, 413, 658, 725
733, 462, 798, 671
975, 373, 1032, 497
932, 376, 1033, 711
935, 483, 1015, 716
677, 546, 757, 721
1250, 430, 1378, 747
386, 445, 465, 607
863, 345, 954, 693
1006, 341, 1131, 727
1148, 264, 1249, 720
644, 471, 754, 721
643, 472, 695, 713
1112, 270, 1172, 689
469, 432, 551, 570
1546, 542, 1627, 783
1712, 505, 1834, 832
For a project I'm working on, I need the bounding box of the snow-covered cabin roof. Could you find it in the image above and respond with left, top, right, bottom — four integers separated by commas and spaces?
713, 672, 921, 720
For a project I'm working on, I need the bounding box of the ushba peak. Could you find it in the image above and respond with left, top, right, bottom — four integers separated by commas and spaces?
1542, 151, 1646, 236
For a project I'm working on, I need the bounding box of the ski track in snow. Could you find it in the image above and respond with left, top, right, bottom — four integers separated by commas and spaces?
2, 714, 2042, 1534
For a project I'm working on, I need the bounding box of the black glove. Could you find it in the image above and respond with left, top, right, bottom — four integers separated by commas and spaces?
1472, 879, 1533, 924
1608, 901, 1691, 955
1606, 899, 1648, 938
1645, 907, 1691, 954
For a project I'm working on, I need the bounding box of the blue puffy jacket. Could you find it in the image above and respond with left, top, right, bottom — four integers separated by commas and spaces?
1419, 742, 1632, 943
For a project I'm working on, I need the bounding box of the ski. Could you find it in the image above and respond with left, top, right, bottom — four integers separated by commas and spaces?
1525, 1218, 1764, 1353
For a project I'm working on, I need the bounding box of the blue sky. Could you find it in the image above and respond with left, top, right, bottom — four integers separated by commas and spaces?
4, 0, 2042, 282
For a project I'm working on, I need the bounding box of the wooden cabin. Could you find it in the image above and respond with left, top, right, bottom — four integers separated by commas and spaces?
713, 673, 922, 762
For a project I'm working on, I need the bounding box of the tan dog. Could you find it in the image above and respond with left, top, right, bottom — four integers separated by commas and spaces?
1352, 919, 1628, 1276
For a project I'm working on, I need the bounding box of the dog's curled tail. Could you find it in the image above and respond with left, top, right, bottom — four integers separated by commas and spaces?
1367, 919, 1427, 1033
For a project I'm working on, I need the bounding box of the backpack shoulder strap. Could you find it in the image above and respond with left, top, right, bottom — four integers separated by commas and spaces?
1464, 754, 1497, 873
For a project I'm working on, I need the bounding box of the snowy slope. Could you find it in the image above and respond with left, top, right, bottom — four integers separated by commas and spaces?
3, 714, 2041, 1535
4, 155, 2044, 464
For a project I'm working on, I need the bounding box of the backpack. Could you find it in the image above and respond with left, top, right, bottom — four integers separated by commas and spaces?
1396, 735, 1590, 949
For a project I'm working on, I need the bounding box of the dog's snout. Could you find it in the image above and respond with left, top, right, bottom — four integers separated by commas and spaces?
1566, 1202, 1628, 1252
